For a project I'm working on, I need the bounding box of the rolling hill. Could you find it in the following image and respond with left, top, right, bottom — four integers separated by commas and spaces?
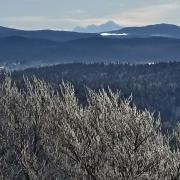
107, 24, 180, 38
0, 26, 100, 42
1, 24, 180, 69
1, 36, 180, 66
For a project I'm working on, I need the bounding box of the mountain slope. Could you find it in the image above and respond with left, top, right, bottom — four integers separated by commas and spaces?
108, 24, 180, 38
0, 26, 100, 42
1, 36, 180, 66
0, 26, 18, 34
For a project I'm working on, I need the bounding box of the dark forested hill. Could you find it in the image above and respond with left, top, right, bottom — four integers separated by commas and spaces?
1, 24, 180, 68
0, 26, 99, 41
1, 36, 180, 66
12, 62, 180, 129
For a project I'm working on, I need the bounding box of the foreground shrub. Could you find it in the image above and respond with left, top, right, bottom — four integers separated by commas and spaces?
0, 77, 179, 179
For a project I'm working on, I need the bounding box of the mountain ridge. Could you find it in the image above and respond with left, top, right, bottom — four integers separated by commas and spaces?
106, 23, 180, 38
1, 36, 180, 65
0, 27, 100, 42
1, 23, 180, 69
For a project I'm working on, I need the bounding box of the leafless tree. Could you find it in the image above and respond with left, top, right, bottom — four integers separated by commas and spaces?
0, 76, 179, 179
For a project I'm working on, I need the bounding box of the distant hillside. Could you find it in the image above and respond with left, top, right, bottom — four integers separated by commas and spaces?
1, 36, 180, 67
1, 24, 180, 69
0, 35, 57, 46
0, 26, 100, 42
73, 21, 122, 33
0, 26, 18, 34
107, 24, 180, 38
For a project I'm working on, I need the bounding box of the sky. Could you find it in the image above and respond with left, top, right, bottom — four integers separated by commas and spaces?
0, 0, 180, 30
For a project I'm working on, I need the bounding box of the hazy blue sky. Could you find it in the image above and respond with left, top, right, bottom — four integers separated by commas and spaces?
0, 0, 179, 30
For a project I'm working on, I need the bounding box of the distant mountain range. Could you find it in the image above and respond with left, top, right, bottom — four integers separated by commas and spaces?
0, 26, 100, 42
1, 23, 180, 69
104, 23, 180, 38
1, 36, 180, 65
73, 21, 122, 33
1, 23, 180, 41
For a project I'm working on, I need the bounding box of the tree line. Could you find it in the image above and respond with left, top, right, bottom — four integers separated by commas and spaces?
12, 62, 180, 129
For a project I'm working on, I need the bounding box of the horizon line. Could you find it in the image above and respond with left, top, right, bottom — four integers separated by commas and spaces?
0, 22, 180, 32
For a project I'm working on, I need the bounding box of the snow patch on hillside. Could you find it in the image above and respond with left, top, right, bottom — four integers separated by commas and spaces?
101, 33, 128, 36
